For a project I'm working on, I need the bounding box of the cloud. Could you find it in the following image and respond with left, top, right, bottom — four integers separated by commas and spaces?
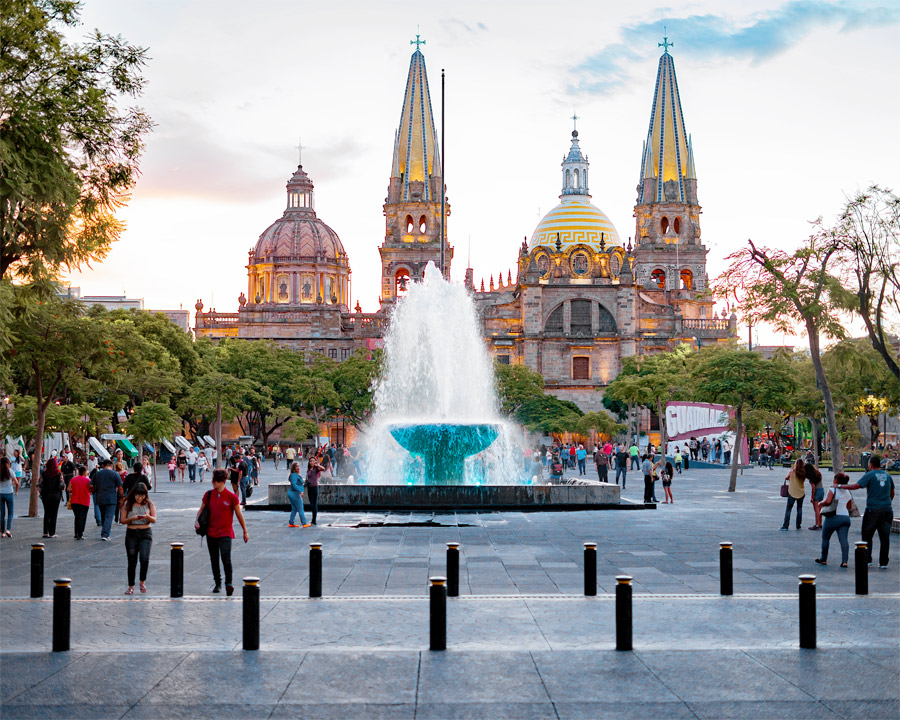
571, 1, 899, 95
438, 18, 489, 43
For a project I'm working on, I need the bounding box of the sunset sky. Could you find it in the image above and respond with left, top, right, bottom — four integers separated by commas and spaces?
63, 0, 900, 346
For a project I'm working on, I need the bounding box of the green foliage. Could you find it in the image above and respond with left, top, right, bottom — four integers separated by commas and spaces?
576, 411, 624, 439
493, 361, 584, 433
124, 401, 181, 446
494, 362, 546, 416
330, 349, 382, 428
281, 418, 318, 444
693, 347, 795, 411
0, 0, 153, 282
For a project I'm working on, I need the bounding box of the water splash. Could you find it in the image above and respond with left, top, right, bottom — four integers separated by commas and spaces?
361, 262, 526, 485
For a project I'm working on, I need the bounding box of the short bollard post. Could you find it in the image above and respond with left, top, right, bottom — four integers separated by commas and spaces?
854, 542, 868, 596
719, 541, 733, 596
52, 578, 71, 652
30, 543, 45, 598
615, 575, 633, 651
170, 542, 184, 598
430, 576, 447, 651
584, 542, 597, 596
309, 542, 322, 598
446, 543, 460, 597
798, 574, 816, 649
242, 577, 260, 651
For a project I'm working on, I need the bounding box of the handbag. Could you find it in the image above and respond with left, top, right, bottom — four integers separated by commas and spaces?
820, 489, 837, 517
780, 479, 789, 498
847, 494, 861, 518
195, 490, 211, 536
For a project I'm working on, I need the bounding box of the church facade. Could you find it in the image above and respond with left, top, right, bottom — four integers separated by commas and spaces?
195, 40, 736, 412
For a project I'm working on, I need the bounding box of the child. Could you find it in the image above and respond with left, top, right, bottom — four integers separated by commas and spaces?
167, 456, 176, 482
674, 448, 683, 474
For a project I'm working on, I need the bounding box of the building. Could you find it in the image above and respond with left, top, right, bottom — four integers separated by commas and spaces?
61, 287, 191, 332
196, 38, 735, 411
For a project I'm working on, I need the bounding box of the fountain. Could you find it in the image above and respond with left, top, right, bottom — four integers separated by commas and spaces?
388, 423, 499, 484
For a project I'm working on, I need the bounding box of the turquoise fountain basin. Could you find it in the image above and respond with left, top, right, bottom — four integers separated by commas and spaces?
388, 423, 500, 485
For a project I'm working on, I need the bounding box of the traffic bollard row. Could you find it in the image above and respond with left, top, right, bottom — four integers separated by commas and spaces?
170, 542, 184, 598
855, 541, 868, 595
309, 543, 323, 598
31, 543, 44, 598
446, 542, 460, 597
719, 541, 733, 596
584, 542, 597, 596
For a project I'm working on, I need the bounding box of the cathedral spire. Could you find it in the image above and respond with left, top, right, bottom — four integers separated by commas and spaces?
390, 43, 441, 202
637, 42, 696, 206
561, 122, 590, 198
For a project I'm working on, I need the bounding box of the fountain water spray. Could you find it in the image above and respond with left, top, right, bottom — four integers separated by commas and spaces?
362, 262, 525, 485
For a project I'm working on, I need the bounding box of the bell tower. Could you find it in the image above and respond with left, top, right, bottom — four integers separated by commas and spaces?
632, 35, 707, 295
379, 37, 452, 307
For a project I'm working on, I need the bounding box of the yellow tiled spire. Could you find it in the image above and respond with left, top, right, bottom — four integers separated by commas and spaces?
638, 41, 697, 205
390, 43, 441, 202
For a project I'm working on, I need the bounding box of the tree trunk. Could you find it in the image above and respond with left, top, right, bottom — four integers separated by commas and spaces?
152, 442, 158, 493
28, 405, 47, 517
728, 404, 743, 492
215, 400, 223, 471
809, 417, 820, 465
806, 322, 843, 472
656, 396, 668, 457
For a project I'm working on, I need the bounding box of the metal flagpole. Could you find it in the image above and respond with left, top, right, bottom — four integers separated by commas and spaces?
441, 68, 446, 278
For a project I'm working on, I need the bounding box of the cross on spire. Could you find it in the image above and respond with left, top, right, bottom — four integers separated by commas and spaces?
571, 112, 579, 132
659, 27, 673, 54
410, 33, 425, 51
295, 137, 304, 165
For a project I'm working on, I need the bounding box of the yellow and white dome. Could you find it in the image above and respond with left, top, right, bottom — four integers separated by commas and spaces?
529, 196, 621, 251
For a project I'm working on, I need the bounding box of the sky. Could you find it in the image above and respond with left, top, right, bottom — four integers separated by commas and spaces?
62, 0, 900, 347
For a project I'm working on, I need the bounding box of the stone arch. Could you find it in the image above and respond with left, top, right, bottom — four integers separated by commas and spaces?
544, 303, 564, 334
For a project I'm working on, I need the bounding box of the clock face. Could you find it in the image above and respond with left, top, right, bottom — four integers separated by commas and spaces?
535, 253, 550, 276
571, 252, 590, 276
609, 253, 622, 277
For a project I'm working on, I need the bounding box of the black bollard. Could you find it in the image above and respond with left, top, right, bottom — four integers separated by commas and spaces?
242, 577, 260, 651
719, 541, 733, 596
309, 542, 322, 598
52, 578, 71, 652
798, 574, 816, 649
30, 543, 45, 598
446, 542, 460, 597
615, 575, 633, 651
430, 576, 447, 651
170, 542, 184, 598
854, 541, 868, 596
584, 542, 597, 596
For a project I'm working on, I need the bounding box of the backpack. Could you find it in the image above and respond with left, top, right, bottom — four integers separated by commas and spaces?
196, 490, 212, 536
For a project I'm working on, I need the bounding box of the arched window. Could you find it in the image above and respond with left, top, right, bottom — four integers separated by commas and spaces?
680, 268, 693, 291
651, 268, 666, 289
405, 216, 414, 234
597, 304, 617, 333
419, 215, 427, 234
660, 217, 669, 234
571, 299, 591, 336
395, 269, 411, 297
673, 217, 681, 234
565, 169, 571, 188
573, 169, 580, 189
545, 304, 564, 335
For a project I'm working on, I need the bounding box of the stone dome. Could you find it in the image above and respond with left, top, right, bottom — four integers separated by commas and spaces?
529, 196, 621, 251
252, 165, 346, 263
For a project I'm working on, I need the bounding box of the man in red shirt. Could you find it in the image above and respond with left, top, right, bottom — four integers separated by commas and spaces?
67, 465, 92, 540
195, 469, 249, 596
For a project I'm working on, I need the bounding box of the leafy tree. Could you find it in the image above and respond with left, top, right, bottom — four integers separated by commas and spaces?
0, 0, 152, 282
124, 401, 181, 489
281, 418, 319, 448
716, 236, 847, 472
494, 362, 546, 417
831, 185, 900, 380
292, 357, 340, 447
576, 411, 624, 440
603, 372, 652, 441
517, 394, 583, 435
330, 349, 382, 429
693, 347, 796, 491
180, 371, 266, 457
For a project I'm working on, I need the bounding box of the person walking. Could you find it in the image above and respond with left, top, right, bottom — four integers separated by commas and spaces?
614, 444, 628, 488
674, 447, 683, 475
187, 447, 198, 482
722, 439, 732, 466
689, 437, 699, 461
123, 462, 151, 497
0, 457, 19, 537
197, 451, 209, 482
306, 450, 324, 525
839, 455, 895, 569
641, 454, 654, 504
176, 449, 187, 481
121, 483, 155, 594
167, 455, 176, 482
92, 459, 123, 541
662, 460, 674, 504
68, 465, 91, 540
806, 462, 824, 530
594, 445, 608, 481
38, 457, 65, 538
629, 442, 640, 470
576, 444, 587, 476
815, 472, 853, 568
287, 461, 310, 528
780, 459, 806, 530
250, 449, 260, 486
195, 469, 249, 595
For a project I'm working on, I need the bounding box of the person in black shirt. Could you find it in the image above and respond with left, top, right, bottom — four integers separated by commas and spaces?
123, 462, 151, 496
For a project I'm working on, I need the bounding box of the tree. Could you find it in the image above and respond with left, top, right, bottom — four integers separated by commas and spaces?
281, 418, 319, 448
494, 362, 546, 418
330, 349, 382, 429
124, 401, 181, 491
493, 361, 585, 434
832, 185, 900, 381
0, 0, 152, 282
576, 411, 624, 440
693, 347, 796, 491
292, 360, 339, 447
717, 235, 847, 472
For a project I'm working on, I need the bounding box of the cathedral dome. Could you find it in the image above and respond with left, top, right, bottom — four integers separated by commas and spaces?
252, 166, 346, 263
529, 196, 621, 251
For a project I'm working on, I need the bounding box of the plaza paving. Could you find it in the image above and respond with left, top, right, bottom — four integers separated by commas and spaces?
1, 461, 897, 718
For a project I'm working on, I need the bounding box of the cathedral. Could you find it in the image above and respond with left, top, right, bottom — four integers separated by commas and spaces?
195, 38, 736, 414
